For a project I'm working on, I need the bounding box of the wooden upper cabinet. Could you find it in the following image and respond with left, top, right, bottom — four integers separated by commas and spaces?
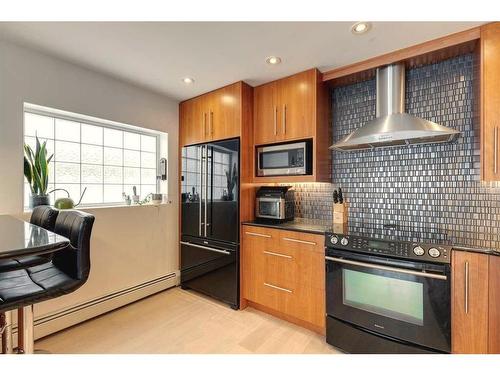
207, 83, 241, 142
481, 23, 500, 181
254, 81, 278, 145
179, 82, 249, 146
253, 68, 330, 182
254, 69, 318, 145
179, 96, 205, 147
452, 251, 489, 354
277, 69, 316, 141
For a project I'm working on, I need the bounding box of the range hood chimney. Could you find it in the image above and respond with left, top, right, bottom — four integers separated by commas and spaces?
330, 63, 460, 151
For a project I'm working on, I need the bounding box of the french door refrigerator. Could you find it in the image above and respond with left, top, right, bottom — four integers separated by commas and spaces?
180, 138, 240, 309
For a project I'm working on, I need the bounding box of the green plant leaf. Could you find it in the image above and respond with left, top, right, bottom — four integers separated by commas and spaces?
38, 141, 49, 194
24, 156, 35, 193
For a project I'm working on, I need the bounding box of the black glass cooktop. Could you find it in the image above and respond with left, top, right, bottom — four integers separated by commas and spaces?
328, 220, 453, 246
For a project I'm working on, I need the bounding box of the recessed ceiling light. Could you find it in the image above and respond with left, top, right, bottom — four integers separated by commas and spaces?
351, 22, 371, 35
266, 56, 282, 65
182, 77, 194, 84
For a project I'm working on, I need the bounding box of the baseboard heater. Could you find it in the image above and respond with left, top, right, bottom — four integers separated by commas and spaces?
11, 271, 179, 341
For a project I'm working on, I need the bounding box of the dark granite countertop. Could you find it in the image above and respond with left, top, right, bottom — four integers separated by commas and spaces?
242, 218, 331, 236
452, 245, 500, 256
242, 218, 500, 256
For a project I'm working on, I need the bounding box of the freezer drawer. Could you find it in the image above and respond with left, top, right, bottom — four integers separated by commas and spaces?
180, 239, 239, 309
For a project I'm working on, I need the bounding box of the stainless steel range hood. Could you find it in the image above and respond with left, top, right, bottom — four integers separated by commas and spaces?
330, 63, 461, 151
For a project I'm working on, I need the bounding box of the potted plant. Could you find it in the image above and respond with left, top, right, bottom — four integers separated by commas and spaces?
24, 135, 54, 208
225, 162, 238, 201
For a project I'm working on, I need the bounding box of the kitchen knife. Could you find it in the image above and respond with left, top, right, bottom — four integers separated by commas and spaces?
333, 190, 338, 204
338, 188, 343, 204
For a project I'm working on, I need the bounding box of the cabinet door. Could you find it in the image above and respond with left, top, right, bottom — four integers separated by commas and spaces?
452, 251, 489, 353
241, 226, 278, 304
207, 83, 241, 141
254, 81, 278, 145
279, 231, 325, 328
278, 69, 316, 141
179, 96, 206, 146
481, 23, 500, 181
489, 255, 500, 353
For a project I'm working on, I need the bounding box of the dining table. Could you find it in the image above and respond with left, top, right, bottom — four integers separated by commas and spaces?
0, 215, 70, 354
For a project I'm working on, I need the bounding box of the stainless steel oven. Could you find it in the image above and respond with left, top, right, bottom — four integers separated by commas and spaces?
256, 140, 312, 177
325, 232, 451, 354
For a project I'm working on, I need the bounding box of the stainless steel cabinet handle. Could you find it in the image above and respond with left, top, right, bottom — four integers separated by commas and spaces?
203, 113, 207, 136
263, 250, 292, 259
273, 106, 277, 135
282, 104, 286, 135
180, 241, 231, 255
245, 231, 271, 238
495, 127, 498, 174
465, 261, 469, 314
325, 256, 447, 280
209, 110, 213, 136
283, 237, 316, 246
264, 282, 292, 293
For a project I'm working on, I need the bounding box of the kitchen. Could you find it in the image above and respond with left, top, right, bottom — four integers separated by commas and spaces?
179, 23, 500, 354
0, 6, 499, 372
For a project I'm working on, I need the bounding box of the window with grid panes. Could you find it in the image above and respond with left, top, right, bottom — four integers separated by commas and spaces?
24, 109, 159, 207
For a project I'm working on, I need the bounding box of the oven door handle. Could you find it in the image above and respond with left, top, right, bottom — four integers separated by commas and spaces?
325, 256, 447, 280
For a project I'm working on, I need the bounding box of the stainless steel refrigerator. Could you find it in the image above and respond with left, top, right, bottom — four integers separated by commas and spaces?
180, 138, 239, 309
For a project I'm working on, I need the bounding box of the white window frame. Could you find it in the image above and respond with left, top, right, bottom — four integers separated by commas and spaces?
23, 103, 162, 208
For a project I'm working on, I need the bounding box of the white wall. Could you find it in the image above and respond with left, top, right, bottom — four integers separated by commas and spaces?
0, 39, 180, 335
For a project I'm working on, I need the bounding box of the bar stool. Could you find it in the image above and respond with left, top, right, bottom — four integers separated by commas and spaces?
0, 210, 95, 354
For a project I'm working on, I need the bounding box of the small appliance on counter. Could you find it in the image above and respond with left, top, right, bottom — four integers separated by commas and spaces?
256, 140, 312, 177
255, 186, 295, 223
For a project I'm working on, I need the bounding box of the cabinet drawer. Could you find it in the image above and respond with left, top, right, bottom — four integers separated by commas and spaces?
279, 230, 324, 292
241, 225, 326, 330
242, 226, 277, 241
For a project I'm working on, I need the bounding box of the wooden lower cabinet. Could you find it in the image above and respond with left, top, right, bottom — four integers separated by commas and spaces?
489, 255, 500, 353
241, 225, 325, 334
452, 250, 500, 354
452, 251, 489, 353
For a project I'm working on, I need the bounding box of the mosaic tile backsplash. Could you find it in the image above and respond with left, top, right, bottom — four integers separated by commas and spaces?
291, 53, 500, 249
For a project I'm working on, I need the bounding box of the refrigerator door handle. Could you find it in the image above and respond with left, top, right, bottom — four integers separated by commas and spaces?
204, 145, 209, 237
199, 145, 204, 237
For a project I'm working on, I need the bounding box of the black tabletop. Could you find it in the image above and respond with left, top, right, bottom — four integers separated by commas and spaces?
0, 215, 69, 260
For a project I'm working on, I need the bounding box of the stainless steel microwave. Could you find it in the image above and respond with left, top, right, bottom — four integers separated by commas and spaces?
256, 140, 312, 177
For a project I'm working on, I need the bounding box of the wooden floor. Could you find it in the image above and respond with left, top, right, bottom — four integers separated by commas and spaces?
36, 287, 340, 354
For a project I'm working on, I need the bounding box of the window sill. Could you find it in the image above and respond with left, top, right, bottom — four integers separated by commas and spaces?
23, 201, 173, 214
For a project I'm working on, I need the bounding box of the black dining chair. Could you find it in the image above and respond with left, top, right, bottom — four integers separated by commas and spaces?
0, 209, 95, 354
0, 206, 59, 273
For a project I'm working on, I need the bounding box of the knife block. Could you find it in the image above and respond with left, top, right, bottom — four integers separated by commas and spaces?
333, 203, 348, 226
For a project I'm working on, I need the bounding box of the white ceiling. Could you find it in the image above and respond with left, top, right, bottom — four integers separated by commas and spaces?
0, 22, 484, 101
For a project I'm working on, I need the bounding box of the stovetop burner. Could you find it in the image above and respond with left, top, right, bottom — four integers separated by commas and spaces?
326, 220, 453, 264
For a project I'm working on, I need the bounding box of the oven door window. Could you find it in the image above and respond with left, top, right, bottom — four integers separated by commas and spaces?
258, 200, 280, 218
343, 269, 424, 326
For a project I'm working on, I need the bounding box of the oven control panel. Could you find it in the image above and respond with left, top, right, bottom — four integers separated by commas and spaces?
325, 233, 452, 264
